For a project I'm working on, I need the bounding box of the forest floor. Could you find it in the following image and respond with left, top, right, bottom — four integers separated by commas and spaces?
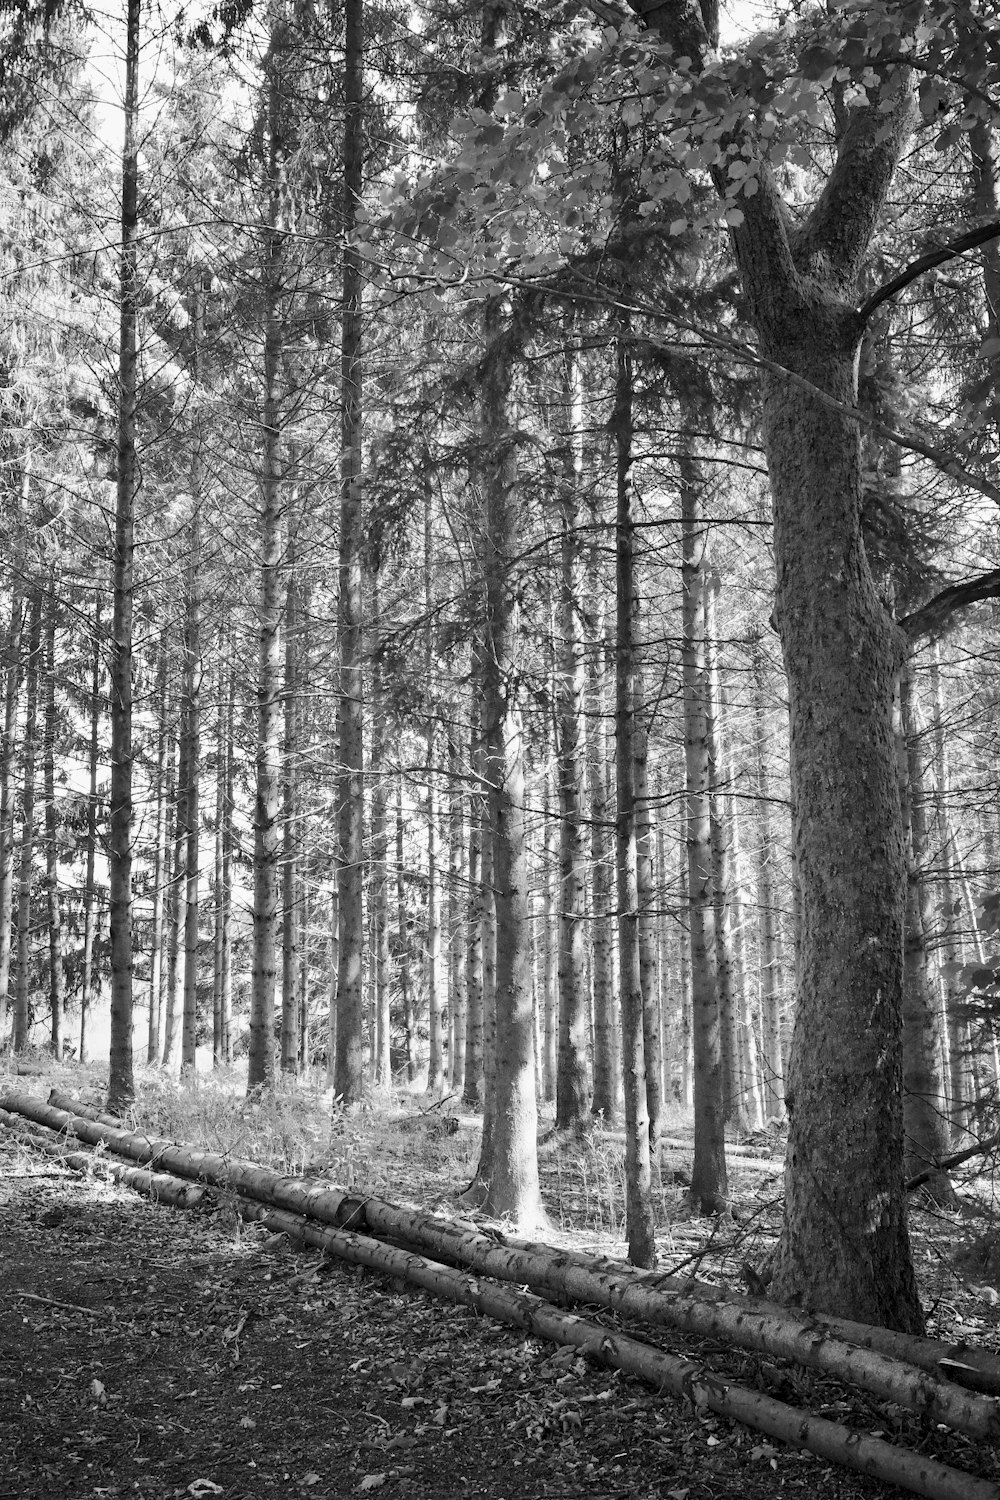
2, 1062, 1000, 1500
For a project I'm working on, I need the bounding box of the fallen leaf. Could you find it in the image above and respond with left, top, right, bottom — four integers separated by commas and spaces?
358, 1477, 386, 1492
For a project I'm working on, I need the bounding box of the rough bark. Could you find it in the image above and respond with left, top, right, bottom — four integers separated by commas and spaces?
448, 733, 467, 1095
588, 593, 618, 1122
180, 495, 202, 1077
462, 709, 484, 1104
281, 538, 300, 1075
147, 642, 167, 1066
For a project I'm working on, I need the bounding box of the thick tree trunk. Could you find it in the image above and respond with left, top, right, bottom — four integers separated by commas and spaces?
107, 0, 141, 1109
764, 308, 921, 1330
334, 0, 367, 1105
614, 333, 656, 1266
12, 590, 41, 1053
626, 0, 922, 1332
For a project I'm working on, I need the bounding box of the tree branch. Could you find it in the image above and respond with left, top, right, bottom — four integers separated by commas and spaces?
857, 221, 1000, 326
899, 568, 1000, 641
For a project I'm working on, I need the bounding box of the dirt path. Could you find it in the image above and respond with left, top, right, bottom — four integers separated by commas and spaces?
0, 1132, 926, 1500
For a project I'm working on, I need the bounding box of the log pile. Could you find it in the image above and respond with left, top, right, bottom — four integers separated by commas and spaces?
2, 1089, 999, 1500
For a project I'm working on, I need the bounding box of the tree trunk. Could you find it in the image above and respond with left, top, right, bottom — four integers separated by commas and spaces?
370, 572, 391, 1088
424, 495, 444, 1094
0, 587, 23, 1044
463, 309, 543, 1226
107, 0, 141, 1109
81, 601, 103, 1066
706, 572, 743, 1130
555, 344, 589, 1130
396, 774, 414, 1084
333, 0, 367, 1105
626, 0, 922, 1332
248, 33, 288, 1093
12, 589, 42, 1053
588, 595, 618, 1122
281, 539, 300, 1075
763, 293, 920, 1331
180, 498, 202, 1076
751, 630, 784, 1122
899, 658, 957, 1204
614, 331, 656, 1267
147, 643, 167, 1065
448, 732, 467, 1095
462, 710, 483, 1104
634, 681, 662, 1152
161, 729, 184, 1075
541, 776, 558, 1103
42, 589, 64, 1058
681, 454, 727, 1214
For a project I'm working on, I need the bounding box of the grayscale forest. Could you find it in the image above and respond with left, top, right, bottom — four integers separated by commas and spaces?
1, 2, 1000, 1497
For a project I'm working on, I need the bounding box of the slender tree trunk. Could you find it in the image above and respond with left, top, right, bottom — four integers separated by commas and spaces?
147, 643, 167, 1065
678, 839, 693, 1111
928, 651, 974, 1142
12, 590, 42, 1052
43, 587, 64, 1057
463, 712, 484, 1104
614, 331, 656, 1267
899, 658, 957, 1203
424, 506, 444, 1093
180, 503, 202, 1076
0, 587, 23, 1043
281, 539, 300, 1075
333, 0, 367, 1104
107, 0, 141, 1108
555, 344, 589, 1129
681, 454, 727, 1215
705, 573, 742, 1130
396, 775, 415, 1084
370, 574, 391, 1088
249, 36, 289, 1093
81, 603, 103, 1066
751, 631, 784, 1122
448, 733, 467, 1095
161, 730, 184, 1076
542, 777, 558, 1103
634, 678, 662, 1153
588, 595, 618, 1122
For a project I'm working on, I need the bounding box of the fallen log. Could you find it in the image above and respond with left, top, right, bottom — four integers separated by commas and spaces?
0, 1105, 216, 1212
9, 1117, 996, 1500
27, 1091, 1000, 1414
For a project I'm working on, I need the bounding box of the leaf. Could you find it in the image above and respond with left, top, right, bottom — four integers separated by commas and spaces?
187, 1484, 223, 1498
358, 1477, 387, 1492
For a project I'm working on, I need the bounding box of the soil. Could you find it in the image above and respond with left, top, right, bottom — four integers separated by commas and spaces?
1, 1125, 998, 1500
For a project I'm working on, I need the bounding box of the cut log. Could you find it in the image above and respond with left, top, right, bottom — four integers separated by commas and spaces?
26, 1091, 1000, 1408
9, 1117, 995, 1500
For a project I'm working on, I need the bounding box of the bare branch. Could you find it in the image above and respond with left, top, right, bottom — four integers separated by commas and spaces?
899, 568, 1000, 641
858, 221, 1000, 326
